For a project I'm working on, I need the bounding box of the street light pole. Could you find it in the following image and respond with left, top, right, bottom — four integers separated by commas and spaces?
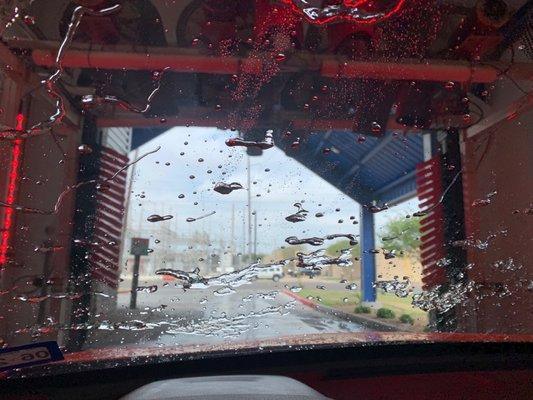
247, 155, 252, 261
253, 210, 257, 260
129, 237, 149, 309
130, 254, 140, 309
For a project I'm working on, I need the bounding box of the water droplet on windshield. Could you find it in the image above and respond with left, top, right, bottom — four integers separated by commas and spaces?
136, 285, 158, 293
214, 287, 236, 296
78, 144, 92, 154
472, 190, 497, 207
285, 236, 324, 246
186, 211, 216, 222
147, 214, 173, 223
285, 202, 309, 223
225, 130, 274, 150
368, 204, 389, 213
371, 122, 381, 133
23, 15, 36, 25
325, 234, 358, 246
275, 53, 286, 62
345, 283, 358, 291
213, 182, 244, 195
291, 137, 300, 148
444, 81, 455, 90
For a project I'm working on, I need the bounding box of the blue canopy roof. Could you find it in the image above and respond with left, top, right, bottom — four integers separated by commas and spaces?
276, 130, 424, 206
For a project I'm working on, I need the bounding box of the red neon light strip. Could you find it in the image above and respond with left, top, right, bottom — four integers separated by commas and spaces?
0, 114, 24, 264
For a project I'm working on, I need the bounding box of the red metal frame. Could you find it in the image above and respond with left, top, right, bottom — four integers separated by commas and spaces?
416, 156, 446, 289
31, 49, 499, 83
0, 113, 24, 265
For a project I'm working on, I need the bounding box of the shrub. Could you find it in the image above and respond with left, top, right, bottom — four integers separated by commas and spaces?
399, 314, 415, 325
376, 307, 396, 319
354, 305, 371, 314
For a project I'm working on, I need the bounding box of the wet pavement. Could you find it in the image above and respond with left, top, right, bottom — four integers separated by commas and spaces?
100, 278, 367, 348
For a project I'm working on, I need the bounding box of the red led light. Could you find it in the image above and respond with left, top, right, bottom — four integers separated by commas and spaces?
15, 113, 24, 131
0, 114, 24, 265
281, 0, 406, 25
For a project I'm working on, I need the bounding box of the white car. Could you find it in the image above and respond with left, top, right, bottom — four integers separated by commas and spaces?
256, 265, 284, 282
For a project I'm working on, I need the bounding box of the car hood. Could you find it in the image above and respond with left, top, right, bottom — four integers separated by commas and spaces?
5, 331, 531, 379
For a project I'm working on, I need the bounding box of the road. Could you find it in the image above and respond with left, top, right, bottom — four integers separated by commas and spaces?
86, 278, 368, 349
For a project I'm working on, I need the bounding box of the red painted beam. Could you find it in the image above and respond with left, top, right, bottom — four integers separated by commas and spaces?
96, 115, 377, 130
32, 49, 262, 75
321, 59, 499, 83
97, 115, 227, 129
31, 48, 504, 83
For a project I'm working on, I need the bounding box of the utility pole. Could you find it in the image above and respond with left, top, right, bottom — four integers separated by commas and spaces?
130, 254, 141, 309
129, 238, 149, 309
231, 203, 235, 267
120, 148, 138, 269
231, 203, 235, 250
241, 211, 246, 264
246, 155, 252, 261
253, 210, 257, 260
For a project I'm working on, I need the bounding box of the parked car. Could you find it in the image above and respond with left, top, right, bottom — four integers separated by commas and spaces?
257, 265, 284, 282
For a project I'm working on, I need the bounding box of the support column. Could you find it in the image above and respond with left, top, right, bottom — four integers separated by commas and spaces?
361, 206, 376, 303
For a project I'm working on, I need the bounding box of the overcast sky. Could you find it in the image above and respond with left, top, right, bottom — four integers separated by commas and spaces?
126, 127, 418, 255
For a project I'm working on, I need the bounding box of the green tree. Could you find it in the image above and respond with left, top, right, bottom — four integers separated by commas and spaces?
380, 218, 420, 257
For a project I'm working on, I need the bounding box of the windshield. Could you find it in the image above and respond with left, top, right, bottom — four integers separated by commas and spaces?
0, 0, 531, 375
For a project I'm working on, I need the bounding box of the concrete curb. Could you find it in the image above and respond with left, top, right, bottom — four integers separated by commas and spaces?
282, 289, 398, 332
283, 289, 318, 308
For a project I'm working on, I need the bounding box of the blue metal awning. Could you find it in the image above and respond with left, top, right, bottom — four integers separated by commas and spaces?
276, 130, 424, 206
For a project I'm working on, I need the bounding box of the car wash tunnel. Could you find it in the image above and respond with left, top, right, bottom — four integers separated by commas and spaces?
0, 0, 532, 350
